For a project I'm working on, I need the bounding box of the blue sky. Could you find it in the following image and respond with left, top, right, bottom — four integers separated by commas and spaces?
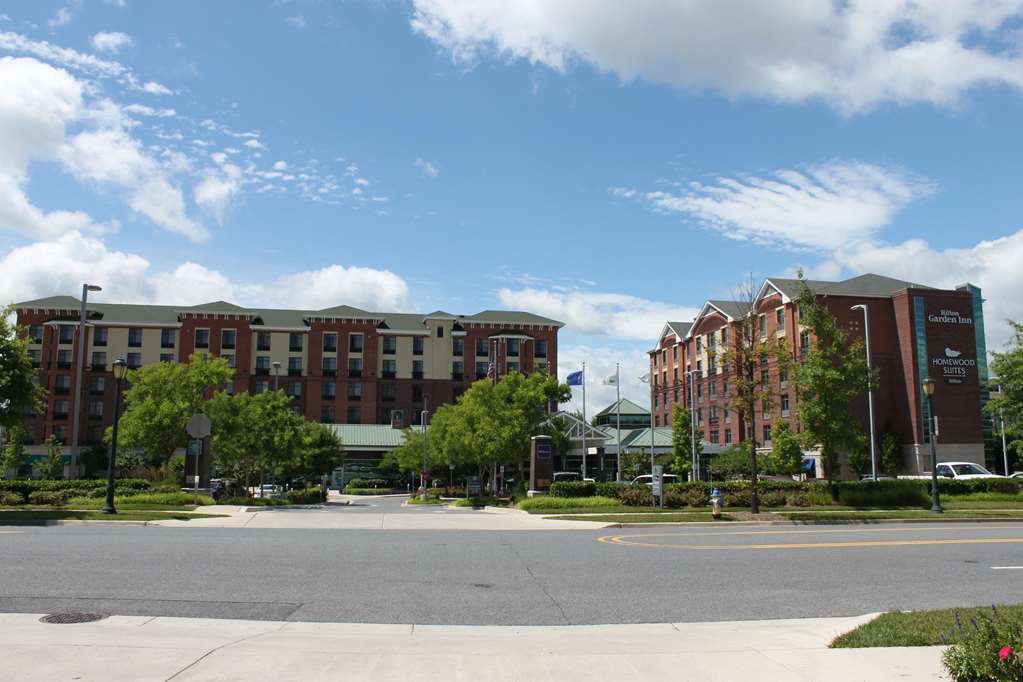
2, 0, 1023, 414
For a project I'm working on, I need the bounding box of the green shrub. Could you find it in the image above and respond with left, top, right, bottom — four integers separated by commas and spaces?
595, 482, 628, 499
347, 478, 390, 489
685, 486, 708, 507
942, 606, 1023, 681
344, 487, 393, 495
724, 489, 752, 507
837, 480, 928, 508
28, 490, 68, 506
286, 487, 325, 504
516, 495, 619, 511
454, 496, 501, 507
760, 491, 787, 507
549, 481, 596, 498
219, 496, 287, 506
0, 490, 24, 505
936, 478, 1023, 495
618, 485, 654, 507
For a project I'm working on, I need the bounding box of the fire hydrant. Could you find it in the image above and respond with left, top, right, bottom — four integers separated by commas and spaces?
710, 488, 722, 519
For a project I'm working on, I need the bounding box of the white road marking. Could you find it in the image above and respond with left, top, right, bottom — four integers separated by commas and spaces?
991, 566, 1023, 570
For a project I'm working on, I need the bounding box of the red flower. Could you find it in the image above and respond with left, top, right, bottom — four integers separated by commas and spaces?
999, 646, 1013, 661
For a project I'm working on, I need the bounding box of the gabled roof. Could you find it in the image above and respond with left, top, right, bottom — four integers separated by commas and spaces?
251, 309, 309, 329
595, 398, 650, 418
14, 295, 84, 309
706, 300, 749, 320
315, 304, 375, 319
326, 424, 423, 450
821, 273, 933, 298
424, 310, 457, 319
186, 300, 248, 312
759, 278, 834, 303
462, 310, 564, 327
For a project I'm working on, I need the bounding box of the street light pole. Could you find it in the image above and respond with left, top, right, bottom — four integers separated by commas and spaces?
851, 304, 877, 481
686, 369, 698, 481
71, 283, 101, 479
103, 357, 127, 514
995, 386, 1011, 476
922, 376, 942, 513
421, 396, 429, 502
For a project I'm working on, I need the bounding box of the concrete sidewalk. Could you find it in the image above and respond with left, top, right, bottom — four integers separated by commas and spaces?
3, 612, 947, 681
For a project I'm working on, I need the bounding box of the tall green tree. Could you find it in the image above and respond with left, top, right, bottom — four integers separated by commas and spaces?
0, 305, 45, 433
768, 420, 803, 476
718, 275, 791, 512
114, 354, 234, 463
792, 275, 874, 487
40, 435, 65, 480
879, 431, 902, 476
1, 424, 27, 479
295, 421, 345, 480
991, 320, 1023, 457
670, 403, 697, 478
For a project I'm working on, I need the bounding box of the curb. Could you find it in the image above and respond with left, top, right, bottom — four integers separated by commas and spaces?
602, 517, 1023, 528
0, 519, 155, 526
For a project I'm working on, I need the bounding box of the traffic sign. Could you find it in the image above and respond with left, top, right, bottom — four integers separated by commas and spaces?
186, 413, 211, 439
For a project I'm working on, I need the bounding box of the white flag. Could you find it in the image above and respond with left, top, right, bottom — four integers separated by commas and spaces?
602, 374, 618, 385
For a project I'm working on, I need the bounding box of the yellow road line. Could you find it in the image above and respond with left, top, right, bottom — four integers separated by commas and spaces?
597, 524, 1023, 544
599, 535, 1023, 551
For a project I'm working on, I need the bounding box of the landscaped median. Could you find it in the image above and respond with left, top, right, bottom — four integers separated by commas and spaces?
832, 604, 1023, 681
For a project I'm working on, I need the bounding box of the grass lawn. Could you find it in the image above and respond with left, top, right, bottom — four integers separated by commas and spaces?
406, 497, 446, 505
779, 509, 1023, 521
0, 510, 226, 522
831, 605, 1023, 648
551, 512, 734, 523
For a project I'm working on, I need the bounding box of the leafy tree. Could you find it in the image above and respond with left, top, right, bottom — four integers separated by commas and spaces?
1, 424, 27, 479
708, 443, 751, 479
167, 454, 187, 483
114, 354, 234, 463
717, 275, 791, 512
294, 421, 344, 480
382, 427, 440, 474
768, 420, 802, 476
0, 305, 45, 433
670, 403, 697, 478
846, 434, 872, 478
879, 431, 902, 476
40, 435, 65, 480
991, 320, 1023, 456
792, 275, 874, 487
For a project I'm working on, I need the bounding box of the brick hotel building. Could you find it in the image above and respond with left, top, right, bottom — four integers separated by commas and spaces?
14, 296, 561, 453
649, 274, 992, 477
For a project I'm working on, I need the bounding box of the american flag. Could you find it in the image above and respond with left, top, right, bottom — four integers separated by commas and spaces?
487, 362, 495, 379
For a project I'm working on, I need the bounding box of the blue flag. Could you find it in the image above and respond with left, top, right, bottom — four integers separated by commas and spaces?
566, 370, 583, 386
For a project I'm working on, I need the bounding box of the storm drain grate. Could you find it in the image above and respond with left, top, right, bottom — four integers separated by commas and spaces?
40, 612, 109, 624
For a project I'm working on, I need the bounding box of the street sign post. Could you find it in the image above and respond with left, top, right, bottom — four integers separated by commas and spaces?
186, 414, 212, 504
652, 464, 664, 508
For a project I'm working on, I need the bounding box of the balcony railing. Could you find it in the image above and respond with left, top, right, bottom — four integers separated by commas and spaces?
161, 341, 174, 348
255, 367, 270, 376
289, 345, 303, 353
288, 368, 302, 376
382, 371, 396, 379
323, 345, 338, 354
257, 344, 271, 352
322, 368, 337, 377
348, 369, 362, 378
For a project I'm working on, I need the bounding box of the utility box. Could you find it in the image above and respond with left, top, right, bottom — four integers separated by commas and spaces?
528, 435, 554, 498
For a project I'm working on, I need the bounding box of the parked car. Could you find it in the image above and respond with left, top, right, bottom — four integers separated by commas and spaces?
631, 474, 680, 486
900, 462, 1003, 481
259, 484, 282, 497
1009, 472, 1023, 479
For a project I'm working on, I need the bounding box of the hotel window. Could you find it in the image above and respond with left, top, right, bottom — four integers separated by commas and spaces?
697, 383, 703, 401
673, 367, 679, 383
349, 333, 364, 353
129, 327, 144, 348
289, 333, 303, 352
452, 361, 464, 380
672, 345, 678, 361
776, 308, 785, 330
709, 405, 718, 422
673, 387, 679, 404
59, 326, 74, 344
722, 378, 730, 396
779, 368, 788, 387
320, 406, 336, 423
763, 425, 772, 446
661, 349, 667, 364
696, 359, 702, 374
90, 376, 105, 394
53, 425, 68, 442
257, 332, 271, 351
288, 356, 302, 375
724, 408, 731, 423
762, 399, 770, 417
724, 429, 732, 444
507, 339, 520, 357
758, 315, 766, 338
381, 383, 396, 402
93, 327, 108, 346
348, 357, 363, 377
413, 336, 424, 355
436, 326, 444, 338
28, 325, 43, 343
322, 380, 337, 400
322, 357, 337, 376
29, 349, 41, 367
323, 332, 338, 353
535, 340, 547, 358
453, 338, 465, 356
507, 362, 519, 373
382, 359, 396, 378
708, 333, 716, 350
53, 400, 70, 418
346, 406, 361, 424
653, 393, 659, 408
224, 382, 234, 396
476, 339, 488, 356
195, 328, 210, 349
720, 328, 728, 345
696, 337, 702, 353
223, 354, 235, 369
89, 401, 104, 418
91, 351, 106, 370
87, 425, 104, 444
347, 382, 362, 400
256, 356, 270, 374
127, 352, 141, 369
412, 360, 424, 380
57, 349, 72, 369
781, 393, 790, 416
161, 329, 174, 348
697, 408, 704, 426
412, 384, 423, 403
160, 353, 175, 363
709, 381, 717, 399
382, 336, 396, 355
254, 380, 269, 393
799, 330, 810, 353
710, 430, 719, 444
221, 329, 236, 350
286, 381, 301, 398
655, 415, 660, 427
476, 361, 488, 380
55, 374, 71, 394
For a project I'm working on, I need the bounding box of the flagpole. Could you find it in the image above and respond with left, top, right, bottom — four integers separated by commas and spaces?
581, 362, 587, 480
616, 362, 621, 482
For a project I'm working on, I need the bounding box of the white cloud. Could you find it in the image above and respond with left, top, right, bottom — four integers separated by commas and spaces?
496, 287, 698, 340
194, 163, 242, 223
354, 177, 369, 186
122, 103, 176, 118
48, 7, 74, 30
620, 161, 932, 251
416, 157, 440, 177
286, 13, 306, 29
0, 232, 412, 314
141, 80, 172, 95
272, 160, 287, 170
91, 31, 133, 53
558, 343, 650, 420
411, 0, 1023, 114
104, 0, 127, 7
243, 138, 265, 150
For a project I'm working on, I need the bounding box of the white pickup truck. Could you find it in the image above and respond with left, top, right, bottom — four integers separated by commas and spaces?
900, 462, 1003, 481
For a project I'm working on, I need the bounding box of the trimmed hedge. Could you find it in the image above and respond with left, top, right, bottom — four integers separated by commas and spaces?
0, 479, 151, 499
286, 487, 326, 504
28, 490, 68, 506
347, 478, 390, 489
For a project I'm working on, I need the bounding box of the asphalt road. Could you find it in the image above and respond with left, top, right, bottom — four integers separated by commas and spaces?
2, 519, 1023, 625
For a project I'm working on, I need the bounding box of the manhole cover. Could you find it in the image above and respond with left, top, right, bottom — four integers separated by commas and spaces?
40, 612, 108, 624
